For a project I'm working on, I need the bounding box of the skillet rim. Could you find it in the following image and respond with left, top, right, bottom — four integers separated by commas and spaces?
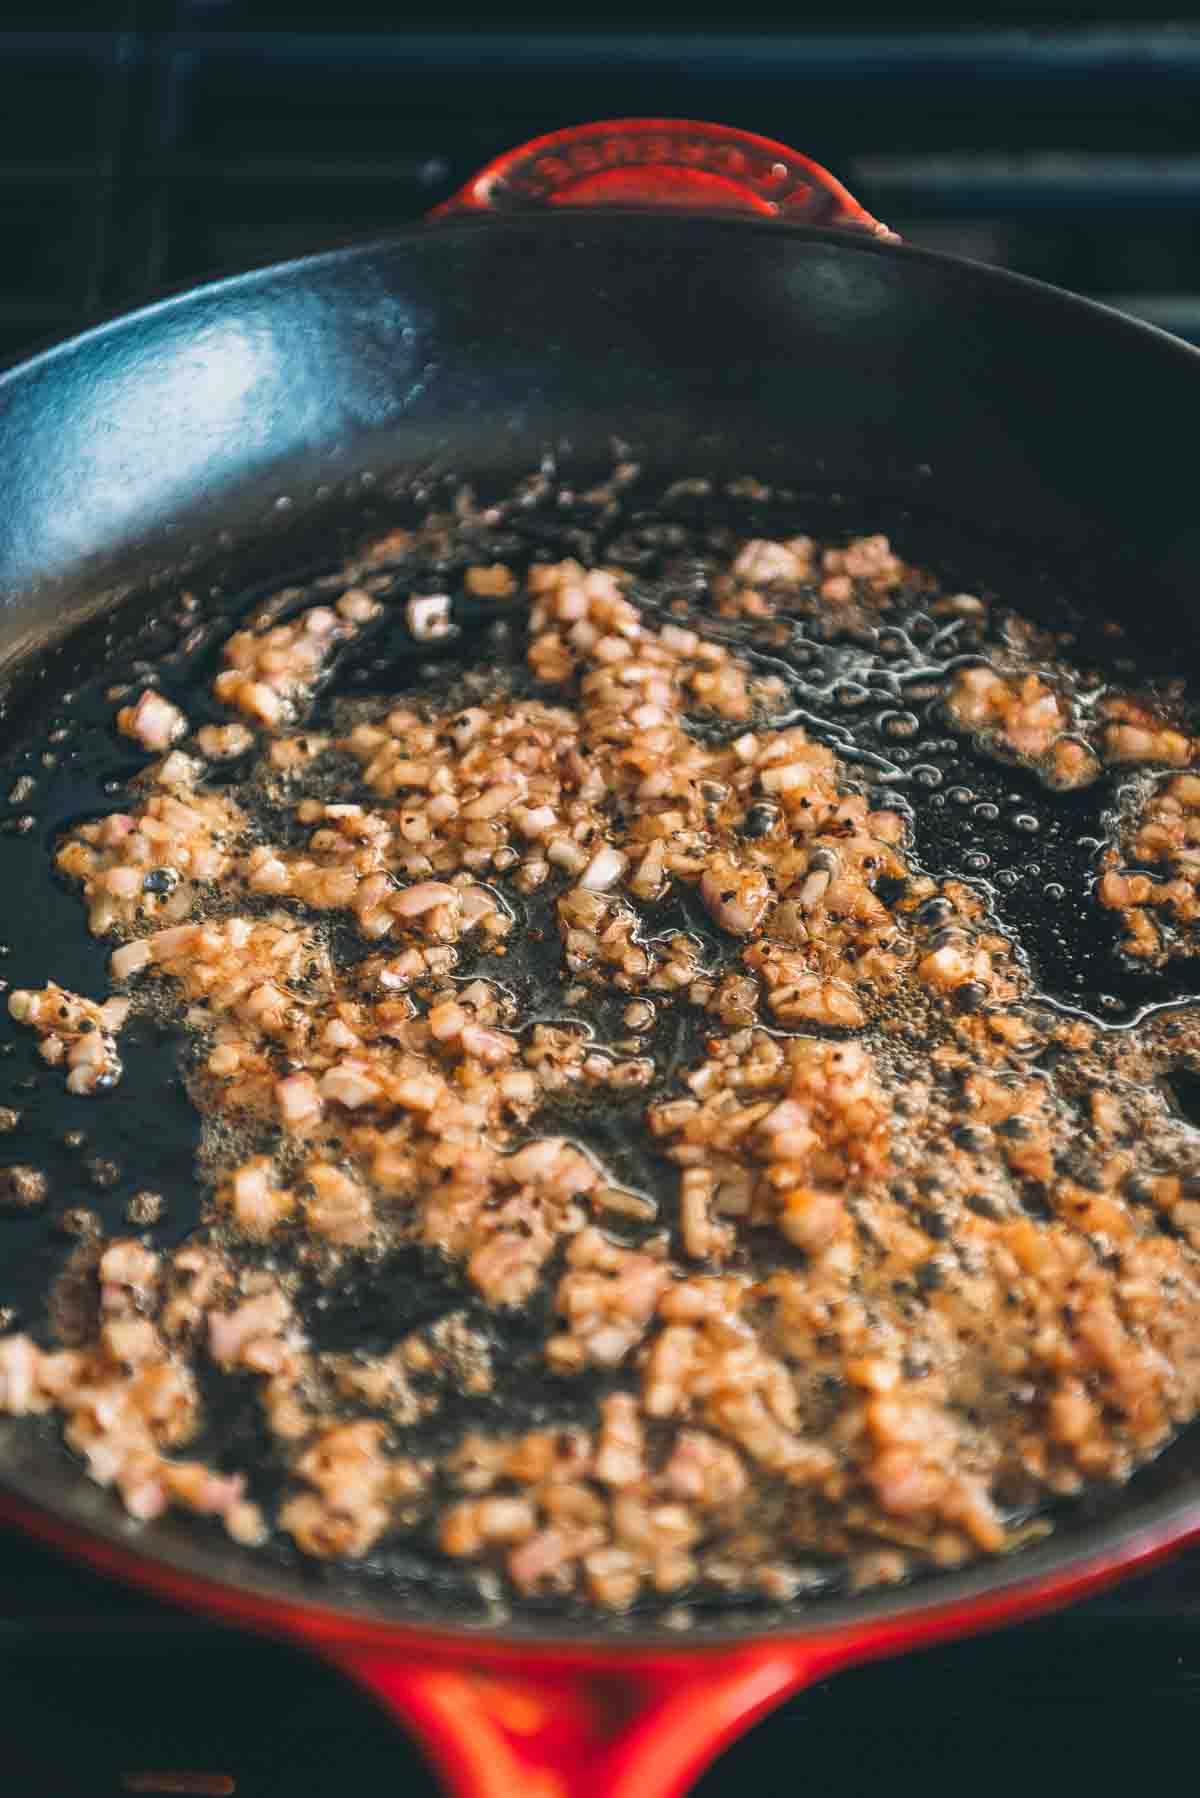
3, 208, 1200, 400
1, 1418, 1197, 1651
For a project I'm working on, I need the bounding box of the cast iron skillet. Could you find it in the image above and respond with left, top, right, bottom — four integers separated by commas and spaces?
1, 121, 1200, 1798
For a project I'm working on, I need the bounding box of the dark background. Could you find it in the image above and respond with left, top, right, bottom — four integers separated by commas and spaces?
4, 8, 1200, 1795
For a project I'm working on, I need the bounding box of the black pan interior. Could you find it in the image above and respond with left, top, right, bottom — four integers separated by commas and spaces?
0, 213, 1199, 1643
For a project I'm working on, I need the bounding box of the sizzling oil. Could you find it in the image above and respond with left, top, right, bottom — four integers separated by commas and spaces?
0, 470, 1198, 1615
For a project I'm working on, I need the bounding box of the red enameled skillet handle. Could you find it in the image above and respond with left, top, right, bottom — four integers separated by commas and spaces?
431, 118, 898, 238
328, 1646, 817, 1798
